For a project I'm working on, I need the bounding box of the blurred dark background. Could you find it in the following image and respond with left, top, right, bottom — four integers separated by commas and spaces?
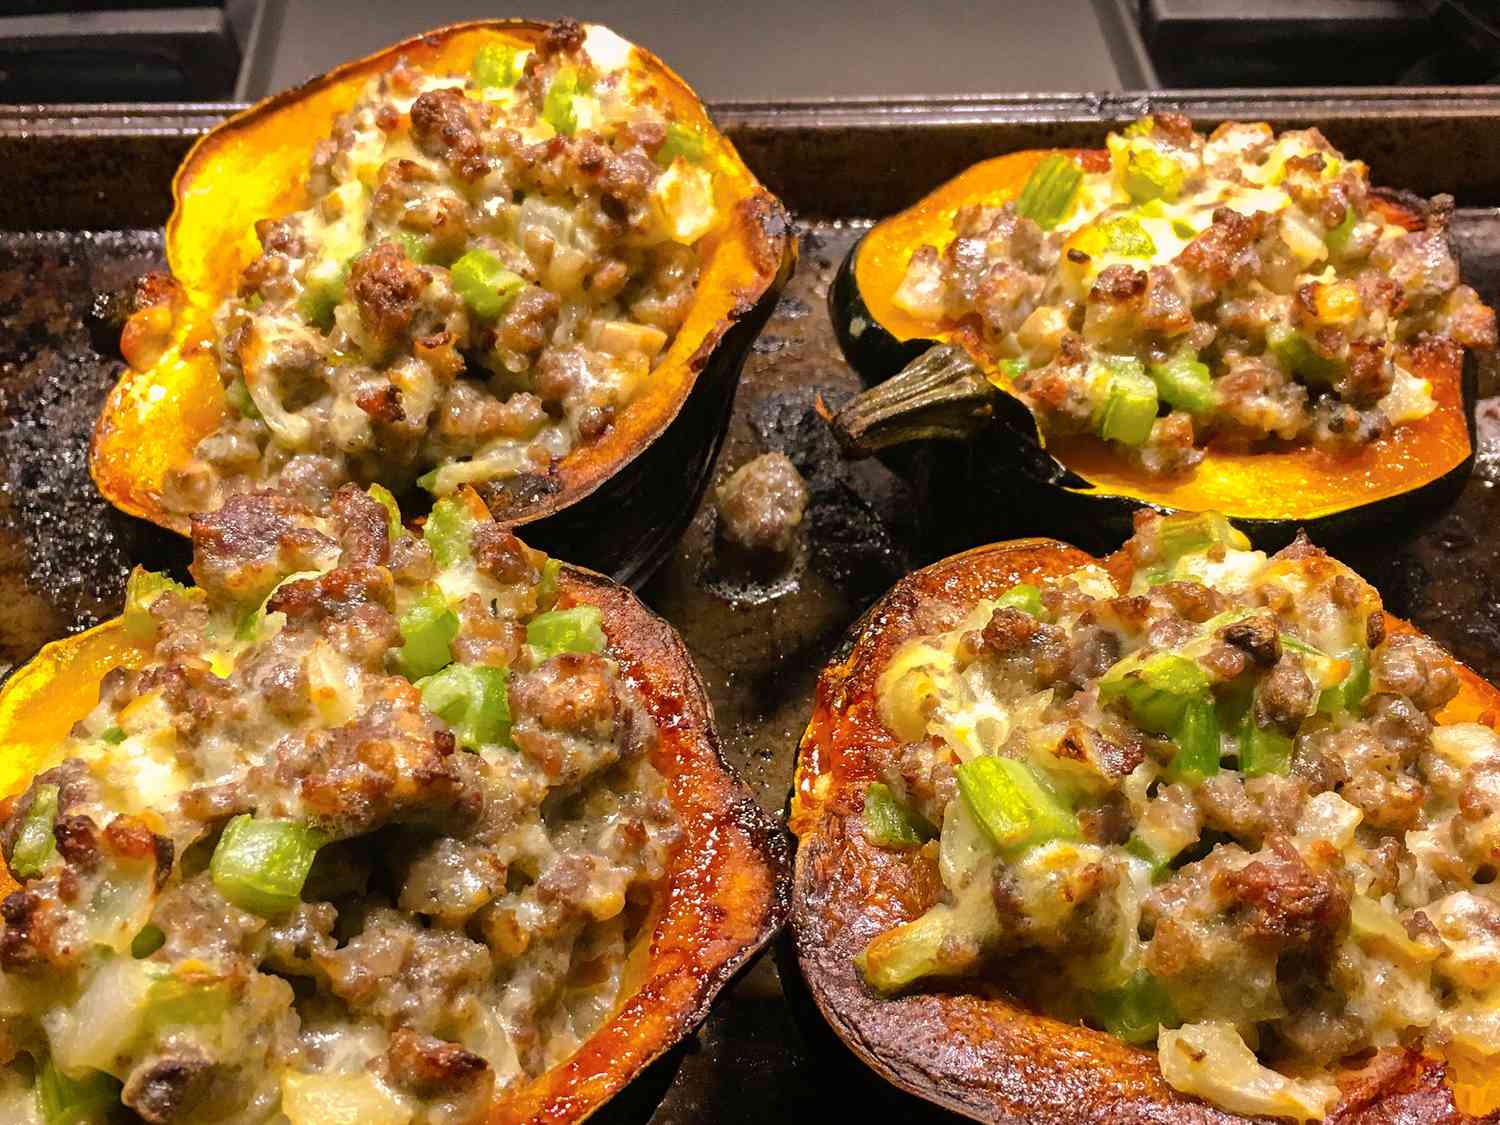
2, 0, 1498, 104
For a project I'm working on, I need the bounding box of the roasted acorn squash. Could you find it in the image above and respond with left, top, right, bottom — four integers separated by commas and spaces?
91, 19, 794, 587
0, 559, 789, 1124
830, 147, 1481, 546
789, 534, 1500, 1123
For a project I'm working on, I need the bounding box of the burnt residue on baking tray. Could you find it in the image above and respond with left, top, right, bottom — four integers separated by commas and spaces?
3, 96, 1500, 1124
0, 230, 186, 672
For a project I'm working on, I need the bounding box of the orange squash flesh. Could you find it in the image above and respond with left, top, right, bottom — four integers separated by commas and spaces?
0, 566, 789, 1124
789, 538, 1500, 1124
847, 149, 1474, 526
92, 21, 794, 543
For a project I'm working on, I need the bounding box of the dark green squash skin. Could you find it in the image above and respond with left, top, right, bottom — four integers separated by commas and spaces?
828, 230, 1481, 552
829, 234, 935, 381
478, 204, 797, 590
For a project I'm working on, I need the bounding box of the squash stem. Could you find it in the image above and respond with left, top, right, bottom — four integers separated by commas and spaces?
831, 344, 997, 456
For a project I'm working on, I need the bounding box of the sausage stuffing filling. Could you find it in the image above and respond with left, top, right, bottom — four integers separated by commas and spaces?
893, 116, 1497, 476
862, 511, 1498, 1120
0, 485, 675, 1124
166, 20, 719, 518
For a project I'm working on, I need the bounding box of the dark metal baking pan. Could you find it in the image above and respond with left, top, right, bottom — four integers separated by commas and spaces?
1, 91, 1499, 1123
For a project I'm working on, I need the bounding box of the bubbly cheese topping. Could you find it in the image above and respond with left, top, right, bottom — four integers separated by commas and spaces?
861, 511, 1500, 1120
0, 487, 676, 1124
165, 21, 724, 522
893, 116, 1496, 479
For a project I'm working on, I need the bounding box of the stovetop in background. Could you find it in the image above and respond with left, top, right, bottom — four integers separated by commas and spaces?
0, 0, 280, 102
3, 0, 1497, 102
1131, 0, 1500, 87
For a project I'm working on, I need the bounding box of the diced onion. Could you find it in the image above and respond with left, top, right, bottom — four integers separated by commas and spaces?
1432, 723, 1500, 770
1294, 792, 1362, 849
938, 793, 993, 889
1280, 208, 1328, 269
1377, 365, 1435, 426
876, 642, 954, 744
586, 319, 668, 363
281, 1071, 412, 1125
306, 641, 362, 727
1158, 1022, 1340, 1122
44, 956, 154, 1075
893, 251, 946, 320
1430, 892, 1500, 992
650, 162, 717, 244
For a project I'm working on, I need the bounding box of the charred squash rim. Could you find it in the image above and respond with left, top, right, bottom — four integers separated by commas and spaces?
0, 564, 791, 1125
789, 537, 1500, 1123
830, 148, 1479, 541
91, 20, 795, 545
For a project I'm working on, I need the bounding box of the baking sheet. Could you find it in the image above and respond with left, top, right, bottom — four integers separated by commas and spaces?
2, 92, 1500, 1122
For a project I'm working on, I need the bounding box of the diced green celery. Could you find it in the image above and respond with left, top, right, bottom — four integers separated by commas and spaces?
1165, 696, 1221, 785
1099, 216, 1156, 258
423, 495, 476, 568
655, 122, 707, 167
1279, 634, 1350, 691
10, 784, 58, 879
995, 583, 1043, 617
1099, 652, 1209, 734
100, 727, 125, 745
130, 924, 164, 959
225, 377, 262, 421
537, 557, 562, 608
1091, 356, 1158, 447
146, 966, 233, 1027
1123, 146, 1185, 204
392, 231, 429, 264
366, 483, 404, 542
418, 664, 511, 751
1318, 648, 1370, 714
1147, 352, 1215, 415
1237, 689, 1294, 777
394, 586, 458, 681
470, 42, 522, 89
451, 249, 525, 320
1091, 970, 1179, 1045
37, 1057, 120, 1125
209, 815, 322, 917
996, 357, 1030, 381
1326, 204, 1357, 252
416, 468, 441, 494
526, 606, 606, 661
1171, 218, 1197, 240
1267, 323, 1343, 384
1156, 511, 1251, 564
956, 756, 1078, 857
122, 568, 192, 643
296, 269, 346, 330
1125, 835, 1174, 883
1014, 154, 1083, 231
543, 67, 588, 135
862, 783, 934, 849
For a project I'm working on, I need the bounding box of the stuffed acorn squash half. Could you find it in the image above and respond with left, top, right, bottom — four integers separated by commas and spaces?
0, 485, 787, 1124
93, 19, 794, 586
830, 116, 1494, 545
792, 509, 1500, 1122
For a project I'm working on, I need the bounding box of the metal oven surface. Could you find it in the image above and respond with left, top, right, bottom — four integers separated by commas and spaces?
2, 92, 1499, 1122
